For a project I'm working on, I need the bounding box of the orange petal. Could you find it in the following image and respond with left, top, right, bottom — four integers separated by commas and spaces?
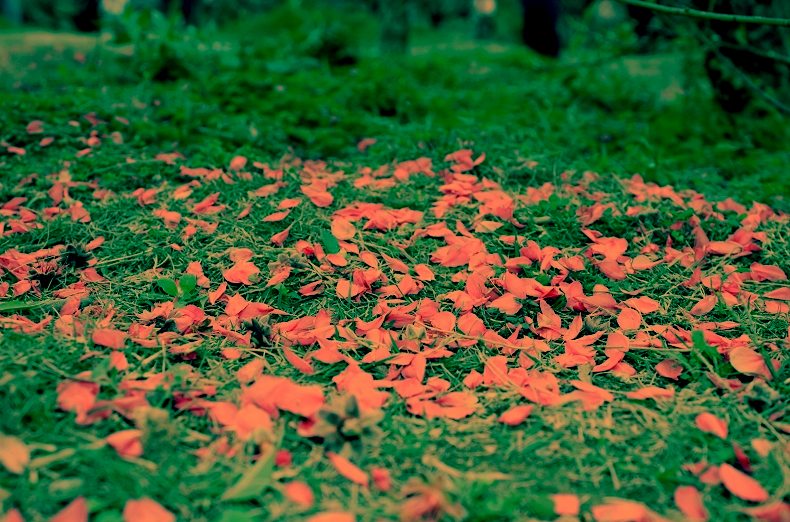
695, 412, 728, 439
123, 498, 175, 522
283, 481, 314, 507
764, 287, 790, 300
229, 155, 247, 171
223, 261, 260, 285
741, 502, 790, 521
551, 494, 580, 516
617, 307, 642, 331
51, 497, 88, 522
413, 264, 435, 281
707, 241, 743, 255
674, 485, 708, 521
326, 452, 369, 486
92, 328, 127, 349
655, 359, 683, 380
729, 346, 772, 380
488, 293, 521, 315
498, 404, 533, 426
719, 463, 769, 502
591, 499, 649, 522
751, 438, 772, 457
750, 263, 787, 282
690, 295, 717, 316
0, 435, 29, 474
270, 226, 291, 246
106, 429, 143, 459
331, 217, 356, 240
625, 386, 675, 401
430, 311, 456, 332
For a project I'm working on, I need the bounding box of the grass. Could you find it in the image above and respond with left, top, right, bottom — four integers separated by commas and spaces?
0, 3, 789, 521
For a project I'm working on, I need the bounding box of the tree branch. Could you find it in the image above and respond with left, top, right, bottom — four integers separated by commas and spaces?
614, 0, 790, 27
693, 29, 790, 115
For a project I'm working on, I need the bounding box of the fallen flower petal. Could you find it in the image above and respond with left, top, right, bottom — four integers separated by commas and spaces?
695, 412, 728, 439
719, 463, 769, 502
326, 452, 369, 486
123, 498, 175, 522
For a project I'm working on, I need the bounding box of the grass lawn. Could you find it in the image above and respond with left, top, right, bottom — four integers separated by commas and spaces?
0, 4, 788, 521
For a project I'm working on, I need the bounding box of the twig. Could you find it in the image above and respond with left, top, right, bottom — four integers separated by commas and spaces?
717, 40, 790, 68
713, 49, 790, 115
614, 0, 790, 27
696, 31, 790, 115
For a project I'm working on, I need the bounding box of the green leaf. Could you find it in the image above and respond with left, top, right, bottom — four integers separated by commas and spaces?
524, 495, 555, 518
221, 447, 276, 501
691, 330, 720, 373
156, 278, 179, 297
320, 228, 340, 254
93, 511, 124, 522
178, 274, 197, 295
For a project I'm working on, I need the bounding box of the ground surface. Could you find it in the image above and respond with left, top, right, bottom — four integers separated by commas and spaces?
0, 7, 789, 522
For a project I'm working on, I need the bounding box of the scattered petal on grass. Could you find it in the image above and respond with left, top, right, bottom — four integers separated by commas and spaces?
626, 386, 675, 401
707, 241, 743, 255
741, 502, 790, 521
26, 120, 44, 134
51, 497, 88, 522
271, 226, 291, 246
430, 311, 456, 332
695, 413, 728, 439
223, 261, 260, 285
236, 359, 265, 384
326, 452, 368, 486
302, 183, 333, 207
1, 125, 788, 522
243, 376, 324, 417
283, 481, 314, 507
551, 494, 580, 516
3, 509, 24, 522
617, 307, 642, 330
229, 155, 247, 171
91, 328, 127, 349
751, 439, 772, 457
106, 429, 143, 459
591, 499, 652, 521
655, 359, 683, 380
719, 464, 769, 502
690, 295, 717, 316
488, 293, 521, 315
123, 498, 175, 522
674, 486, 708, 521
331, 217, 356, 240
414, 264, 435, 281
0, 434, 29, 474
371, 467, 392, 491
750, 263, 787, 281
729, 346, 772, 379
498, 404, 533, 426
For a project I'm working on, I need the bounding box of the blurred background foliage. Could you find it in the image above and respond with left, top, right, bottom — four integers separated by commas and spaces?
1, 0, 788, 208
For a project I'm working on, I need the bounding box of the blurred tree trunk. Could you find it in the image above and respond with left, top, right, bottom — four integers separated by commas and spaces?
380, 0, 409, 53
73, 0, 101, 32
2, 0, 23, 24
